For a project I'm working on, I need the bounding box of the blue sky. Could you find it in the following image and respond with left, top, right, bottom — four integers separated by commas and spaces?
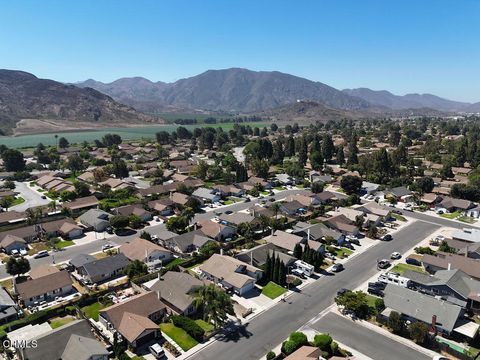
1, 0, 479, 102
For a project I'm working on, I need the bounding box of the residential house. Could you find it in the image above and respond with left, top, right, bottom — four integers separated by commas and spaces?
14, 270, 74, 307
114, 204, 152, 222
437, 197, 474, 213
356, 202, 391, 221
0, 210, 25, 227
58, 221, 84, 239
309, 172, 333, 185
42, 218, 80, 239
317, 190, 347, 204
404, 269, 480, 311
36, 175, 75, 193
76, 253, 129, 284
279, 200, 306, 217
99, 292, 166, 348
362, 181, 380, 195
19, 319, 108, 360
285, 193, 321, 208
165, 230, 213, 254
324, 214, 360, 236
170, 192, 190, 207
119, 237, 173, 270
284, 346, 322, 360
218, 212, 262, 231
0, 234, 27, 255
465, 206, 480, 219
69, 254, 96, 271
265, 230, 304, 253
451, 228, 480, 244
386, 186, 413, 202
99, 178, 131, 191
214, 184, 245, 197
236, 242, 297, 268
148, 199, 175, 216
192, 187, 221, 204
77, 171, 96, 183
275, 173, 295, 186
419, 193, 442, 208
152, 229, 178, 245
144, 272, 204, 315
0, 287, 18, 325
292, 222, 344, 244
0, 225, 38, 243
422, 252, 480, 280
78, 209, 111, 232
247, 176, 272, 189
198, 254, 263, 296
63, 195, 99, 214
197, 219, 236, 242
382, 284, 477, 338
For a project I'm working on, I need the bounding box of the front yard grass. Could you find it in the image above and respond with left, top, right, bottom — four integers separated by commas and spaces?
56, 240, 74, 249
261, 281, 287, 299
260, 191, 270, 196
335, 247, 353, 259
27, 242, 49, 256
458, 215, 476, 224
10, 197, 25, 206
195, 319, 214, 335
224, 200, 234, 205
81, 301, 112, 321
160, 323, 198, 351
440, 211, 461, 219
391, 263, 426, 275
391, 213, 407, 222
49, 315, 75, 329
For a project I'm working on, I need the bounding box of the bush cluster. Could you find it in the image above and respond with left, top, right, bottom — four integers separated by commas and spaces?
171, 315, 205, 342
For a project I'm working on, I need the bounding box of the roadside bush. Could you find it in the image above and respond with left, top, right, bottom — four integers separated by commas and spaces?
281, 340, 298, 355
289, 332, 308, 346
330, 341, 339, 355
171, 315, 205, 342
375, 298, 385, 312
414, 246, 435, 255
313, 333, 332, 351
281, 332, 308, 355
266, 351, 275, 360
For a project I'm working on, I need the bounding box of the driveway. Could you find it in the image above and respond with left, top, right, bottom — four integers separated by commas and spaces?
310, 312, 430, 360
11, 181, 50, 211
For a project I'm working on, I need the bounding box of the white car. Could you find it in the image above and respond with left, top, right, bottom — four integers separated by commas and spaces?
102, 243, 114, 251
390, 252, 401, 260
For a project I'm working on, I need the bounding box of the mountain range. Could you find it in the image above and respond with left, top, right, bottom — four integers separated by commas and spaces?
76, 68, 480, 114
0, 70, 159, 135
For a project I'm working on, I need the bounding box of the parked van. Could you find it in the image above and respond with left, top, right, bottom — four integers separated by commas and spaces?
149, 343, 166, 359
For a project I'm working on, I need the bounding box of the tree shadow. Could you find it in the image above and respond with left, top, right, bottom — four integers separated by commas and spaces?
215, 322, 253, 343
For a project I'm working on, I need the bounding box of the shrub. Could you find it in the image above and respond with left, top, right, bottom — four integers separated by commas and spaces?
314, 333, 332, 351
266, 351, 275, 360
171, 315, 205, 342
281, 340, 298, 355
289, 332, 308, 346
375, 298, 385, 312
330, 341, 339, 355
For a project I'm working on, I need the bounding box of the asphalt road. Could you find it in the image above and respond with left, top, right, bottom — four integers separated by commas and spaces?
11, 181, 50, 212
311, 312, 430, 360
190, 220, 439, 360
0, 188, 308, 279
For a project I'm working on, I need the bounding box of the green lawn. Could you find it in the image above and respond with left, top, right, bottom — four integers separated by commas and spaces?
224, 200, 234, 205
365, 294, 380, 308
49, 315, 75, 329
99, 196, 139, 209
335, 247, 353, 259
391, 263, 426, 275
260, 191, 270, 196
261, 281, 287, 299
10, 197, 25, 206
195, 319, 215, 334
274, 186, 285, 191
458, 215, 476, 224
391, 213, 407, 222
164, 257, 187, 270
440, 211, 461, 219
56, 240, 74, 249
160, 323, 198, 351
81, 301, 111, 321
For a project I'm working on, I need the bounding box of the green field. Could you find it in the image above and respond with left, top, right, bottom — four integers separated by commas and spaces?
261, 281, 287, 299
160, 323, 198, 351
0, 122, 268, 148
335, 247, 353, 259
391, 263, 426, 275
195, 319, 215, 334
81, 301, 112, 321
440, 211, 461, 219
56, 240, 75, 249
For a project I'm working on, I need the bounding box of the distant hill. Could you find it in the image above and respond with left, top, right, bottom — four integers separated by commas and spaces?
76, 68, 372, 113
0, 70, 160, 135
342, 88, 471, 112
257, 100, 370, 123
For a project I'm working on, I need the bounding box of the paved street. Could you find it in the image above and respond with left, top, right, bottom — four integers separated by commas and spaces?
190, 220, 439, 360
310, 312, 430, 360
0, 188, 309, 279
11, 181, 50, 211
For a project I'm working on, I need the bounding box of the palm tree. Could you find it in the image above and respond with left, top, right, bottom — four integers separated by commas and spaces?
193, 284, 235, 329
270, 202, 281, 219
181, 207, 195, 224
258, 214, 271, 234
48, 200, 57, 213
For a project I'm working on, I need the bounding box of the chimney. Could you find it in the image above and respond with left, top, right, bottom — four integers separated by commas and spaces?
252, 209, 256, 217
307, 228, 311, 240
194, 223, 197, 231
220, 248, 224, 256
448, 263, 451, 270
250, 252, 253, 266
156, 290, 161, 300
170, 191, 173, 200
430, 315, 437, 335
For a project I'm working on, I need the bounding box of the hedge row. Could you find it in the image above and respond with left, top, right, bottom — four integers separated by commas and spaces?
171, 315, 205, 342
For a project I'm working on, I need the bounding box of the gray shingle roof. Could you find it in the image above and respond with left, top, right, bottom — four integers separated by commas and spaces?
79, 253, 129, 279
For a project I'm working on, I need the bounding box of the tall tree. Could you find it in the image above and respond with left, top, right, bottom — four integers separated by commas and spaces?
1, 149, 25, 172
193, 284, 235, 329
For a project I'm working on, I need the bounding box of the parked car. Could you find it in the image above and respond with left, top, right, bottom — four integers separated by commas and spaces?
153, 216, 161, 222
331, 263, 344, 272
325, 253, 336, 260
11, 249, 21, 258
382, 234, 393, 241
34, 250, 49, 259
368, 281, 386, 290
269, 191, 275, 196
343, 242, 354, 250
406, 257, 422, 266
390, 252, 401, 260
377, 259, 390, 269
244, 198, 251, 203
105, 226, 114, 234
269, 198, 275, 202
347, 236, 360, 245
149, 343, 166, 359
367, 287, 384, 297
337, 288, 350, 296
225, 210, 233, 215
404, 204, 414, 212
102, 243, 114, 252
291, 268, 306, 279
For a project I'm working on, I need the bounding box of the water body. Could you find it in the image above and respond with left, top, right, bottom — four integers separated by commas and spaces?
0, 122, 266, 148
